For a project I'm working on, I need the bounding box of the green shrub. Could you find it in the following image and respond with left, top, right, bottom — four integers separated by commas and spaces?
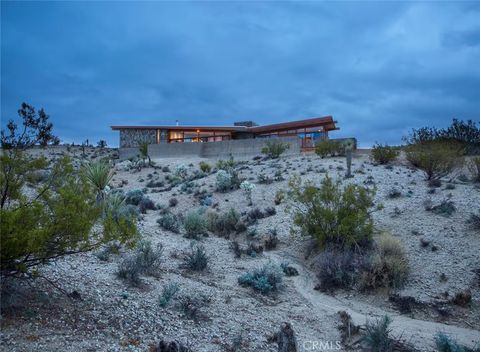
370, 143, 399, 165
261, 139, 289, 159
82, 161, 113, 200
216, 170, 233, 192
360, 233, 409, 290
199, 161, 211, 173
183, 210, 207, 239
0, 153, 138, 277
405, 140, 464, 180
363, 316, 394, 352
315, 140, 337, 158
158, 282, 180, 308
157, 212, 180, 233
216, 156, 235, 170
183, 242, 208, 271
289, 174, 374, 249
238, 263, 283, 294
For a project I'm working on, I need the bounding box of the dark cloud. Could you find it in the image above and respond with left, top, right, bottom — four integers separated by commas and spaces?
1, 1, 479, 147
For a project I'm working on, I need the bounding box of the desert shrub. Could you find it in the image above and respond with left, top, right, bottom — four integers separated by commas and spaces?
138, 141, 153, 166
404, 118, 480, 155
261, 139, 289, 159
95, 241, 122, 261
82, 160, 113, 200
158, 282, 180, 308
175, 164, 188, 179
428, 179, 442, 188
215, 208, 240, 235
274, 190, 285, 205
428, 199, 456, 217
216, 156, 236, 170
315, 247, 359, 291
467, 212, 480, 231
199, 161, 211, 173
451, 290, 472, 307
363, 315, 394, 352
257, 173, 273, 184
118, 240, 163, 285
157, 212, 180, 233
264, 206, 276, 217
434, 332, 476, 352
370, 143, 399, 165
315, 140, 337, 158
139, 196, 156, 213
146, 180, 164, 188
386, 188, 402, 199
240, 180, 255, 205
280, 262, 299, 276
183, 210, 207, 239
125, 189, 145, 206
289, 174, 374, 249
183, 242, 208, 271
468, 157, 480, 183
216, 170, 233, 192
117, 256, 142, 286
176, 294, 210, 321
247, 207, 265, 223
360, 233, 409, 290
264, 228, 279, 250
405, 140, 464, 180
169, 197, 178, 207
238, 263, 282, 294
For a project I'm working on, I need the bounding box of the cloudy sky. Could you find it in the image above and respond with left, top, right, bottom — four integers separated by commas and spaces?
1, 1, 479, 147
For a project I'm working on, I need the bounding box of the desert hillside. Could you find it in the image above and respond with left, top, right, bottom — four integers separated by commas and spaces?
1, 145, 479, 352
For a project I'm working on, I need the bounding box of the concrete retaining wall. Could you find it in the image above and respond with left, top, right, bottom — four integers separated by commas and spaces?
118, 136, 302, 160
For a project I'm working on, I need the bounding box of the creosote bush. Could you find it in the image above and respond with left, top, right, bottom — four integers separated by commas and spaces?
182, 242, 208, 271
405, 140, 464, 180
157, 212, 180, 233
238, 263, 282, 294
183, 209, 207, 239
117, 240, 163, 286
261, 139, 289, 159
315, 140, 337, 158
289, 174, 374, 249
370, 143, 399, 165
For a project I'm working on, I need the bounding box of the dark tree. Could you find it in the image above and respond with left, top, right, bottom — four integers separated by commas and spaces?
1, 102, 60, 149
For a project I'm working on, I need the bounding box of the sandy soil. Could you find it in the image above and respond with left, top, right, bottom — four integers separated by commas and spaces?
1, 147, 479, 351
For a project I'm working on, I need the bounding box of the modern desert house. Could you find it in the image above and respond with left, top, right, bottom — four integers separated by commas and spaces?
112, 115, 338, 159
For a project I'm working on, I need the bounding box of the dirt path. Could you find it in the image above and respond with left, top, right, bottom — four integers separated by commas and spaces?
267, 251, 480, 351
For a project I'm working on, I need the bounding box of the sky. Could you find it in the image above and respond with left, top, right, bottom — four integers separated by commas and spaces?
1, 1, 479, 147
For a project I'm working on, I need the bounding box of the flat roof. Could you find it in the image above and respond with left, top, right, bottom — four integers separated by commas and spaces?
111, 116, 338, 133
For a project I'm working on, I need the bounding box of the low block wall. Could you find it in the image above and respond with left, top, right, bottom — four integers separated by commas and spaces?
117, 136, 302, 160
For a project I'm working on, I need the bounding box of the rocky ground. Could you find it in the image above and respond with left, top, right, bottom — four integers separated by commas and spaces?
1, 146, 479, 351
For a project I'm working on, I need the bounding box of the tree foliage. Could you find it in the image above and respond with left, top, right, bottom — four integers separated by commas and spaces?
0, 105, 137, 277
404, 119, 480, 155
288, 175, 374, 249
1, 102, 60, 149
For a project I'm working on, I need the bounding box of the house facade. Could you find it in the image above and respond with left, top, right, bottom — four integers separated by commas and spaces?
111, 115, 338, 158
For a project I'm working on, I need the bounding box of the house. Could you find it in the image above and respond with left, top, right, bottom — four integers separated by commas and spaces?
111, 115, 338, 159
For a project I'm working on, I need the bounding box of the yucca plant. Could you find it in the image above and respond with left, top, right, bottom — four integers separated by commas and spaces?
83, 161, 113, 201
